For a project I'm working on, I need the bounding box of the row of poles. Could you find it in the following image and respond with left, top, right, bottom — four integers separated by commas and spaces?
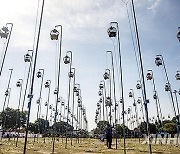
94, 1, 180, 154
0, 1, 88, 154
0, 0, 180, 154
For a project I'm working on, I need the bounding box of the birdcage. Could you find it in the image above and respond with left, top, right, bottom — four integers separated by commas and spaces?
129, 91, 133, 97
175, 71, 180, 80
63, 55, 70, 64
16, 80, 21, 87
107, 26, 117, 38
155, 56, 162, 66
103, 72, 110, 80
146, 72, 153, 80
36, 71, 42, 78
50, 28, 59, 40
24, 53, 31, 62
165, 83, 170, 91
99, 83, 104, 89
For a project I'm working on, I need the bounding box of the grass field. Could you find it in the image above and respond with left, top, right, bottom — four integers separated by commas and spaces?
0, 137, 179, 154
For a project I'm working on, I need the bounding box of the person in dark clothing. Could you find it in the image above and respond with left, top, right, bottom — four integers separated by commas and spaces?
106, 124, 112, 149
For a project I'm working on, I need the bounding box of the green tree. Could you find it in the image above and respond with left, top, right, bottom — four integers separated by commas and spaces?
163, 122, 177, 134
139, 122, 157, 134
0, 107, 27, 130
52, 121, 73, 134
115, 124, 129, 137
96, 120, 109, 134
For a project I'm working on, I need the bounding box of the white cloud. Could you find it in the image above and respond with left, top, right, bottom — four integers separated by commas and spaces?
147, 0, 161, 13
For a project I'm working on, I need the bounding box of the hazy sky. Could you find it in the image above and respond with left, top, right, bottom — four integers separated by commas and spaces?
0, 0, 180, 130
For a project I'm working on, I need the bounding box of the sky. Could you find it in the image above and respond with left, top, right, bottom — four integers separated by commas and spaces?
0, 0, 180, 131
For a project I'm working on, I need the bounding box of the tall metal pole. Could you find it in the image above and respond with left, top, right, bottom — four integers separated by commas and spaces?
52, 25, 62, 154
23, 0, 45, 153
21, 50, 33, 112
131, 89, 140, 143
1, 68, 13, 139
44, 80, 51, 143
109, 21, 126, 153
2, 69, 13, 111
71, 68, 75, 146
0, 23, 13, 77
173, 90, 180, 124
107, 50, 118, 149
147, 70, 163, 128
36, 69, 44, 120
64, 51, 73, 149
157, 55, 180, 132
131, 0, 152, 153
15, 79, 23, 147
104, 69, 112, 125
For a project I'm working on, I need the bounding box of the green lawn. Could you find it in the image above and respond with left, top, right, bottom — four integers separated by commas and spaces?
0, 138, 179, 154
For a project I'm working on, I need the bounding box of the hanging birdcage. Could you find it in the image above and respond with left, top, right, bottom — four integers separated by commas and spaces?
36, 99, 40, 104
97, 102, 100, 107
68, 71, 74, 78
2, 26, 9, 33
5, 90, 9, 96
77, 97, 81, 104
50, 28, 59, 40
78, 102, 82, 107
137, 98, 141, 104
44, 81, 50, 88
0, 26, 9, 39
24, 53, 31, 62
177, 27, 180, 42
115, 103, 118, 107
99, 98, 103, 103
128, 108, 131, 114
54, 88, 58, 95
61, 101, 65, 106
49, 105, 52, 109
165, 83, 170, 91
155, 56, 162, 66
178, 89, 180, 95
128, 91, 133, 97
98, 90, 102, 96
107, 26, 117, 38
146, 72, 153, 80
175, 71, 180, 80
105, 96, 112, 106
99, 83, 104, 89
133, 102, 136, 106
53, 108, 55, 111
16, 80, 21, 87
36, 71, 42, 78
76, 90, 79, 96
63, 55, 70, 64
96, 110, 99, 114
120, 98, 123, 104
153, 92, 158, 99
136, 81, 141, 89
103, 72, 110, 80
45, 102, 48, 106
57, 97, 61, 102
74, 86, 78, 92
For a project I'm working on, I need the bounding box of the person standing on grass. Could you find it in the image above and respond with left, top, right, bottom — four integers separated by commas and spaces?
106, 124, 112, 149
